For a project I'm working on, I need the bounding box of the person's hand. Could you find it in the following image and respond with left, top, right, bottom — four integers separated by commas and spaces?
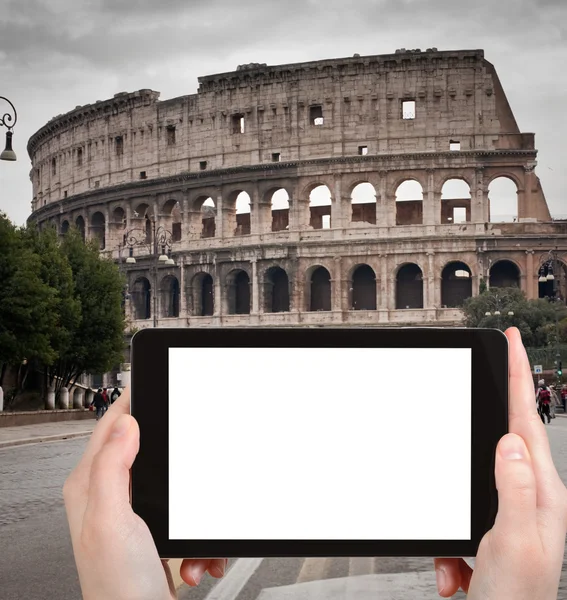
435, 327, 567, 598
63, 387, 227, 600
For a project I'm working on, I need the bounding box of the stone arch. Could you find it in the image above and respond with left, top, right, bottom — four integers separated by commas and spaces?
192, 196, 216, 238
395, 180, 423, 226
61, 220, 70, 235
264, 266, 290, 313
441, 261, 472, 307
162, 198, 182, 242
441, 179, 471, 224
112, 206, 125, 225
131, 277, 151, 320
160, 274, 180, 318
488, 176, 519, 223
190, 272, 214, 316
269, 188, 290, 232
350, 264, 377, 310
351, 183, 377, 225
75, 215, 86, 241
308, 265, 332, 311
90, 211, 105, 250
396, 263, 424, 309
228, 190, 251, 236
133, 202, 153, 242
227, 269, 251, 315
489, 260, 521, 289
309, 185, 333, 230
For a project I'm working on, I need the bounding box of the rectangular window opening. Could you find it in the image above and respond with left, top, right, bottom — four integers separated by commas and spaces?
94, 181, 100, 188
140, 171, 147, 180
232, 114, 245, 134
200, 161, 207, 171
115, 136, 124, 156
358, 146, 368, 156
64, 191, 68, 198
52, 158, 56, 175
322, 215, 331, 229
167, 126, 176, 146
272, 153, 281, 162
402, 100, 416, 120
310, 105, 324, 126
77, 148, 83, 166
450, 140, 461, 151
453, 207, 467, 223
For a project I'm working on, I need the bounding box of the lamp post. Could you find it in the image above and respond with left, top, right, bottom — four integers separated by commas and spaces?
117, 217, 175, 328
0, 96, 17, 161
483, 293, 514, 330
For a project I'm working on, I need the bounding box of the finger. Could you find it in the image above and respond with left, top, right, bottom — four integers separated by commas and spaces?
493, 433, 538, 537
83, 414, 139, 527
505, 329, 563, 505
180, 559, 212, 586
434, 558, 471, 597
208, 557, 227, 578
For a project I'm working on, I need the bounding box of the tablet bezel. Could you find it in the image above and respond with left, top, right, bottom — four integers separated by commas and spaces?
131, 327, 508, 558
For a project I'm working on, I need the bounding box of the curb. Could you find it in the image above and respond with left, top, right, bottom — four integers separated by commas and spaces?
0, 430, 93, 449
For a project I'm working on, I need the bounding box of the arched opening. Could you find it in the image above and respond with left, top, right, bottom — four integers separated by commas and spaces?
538, 260, 567, 302
90, 212, 105, 250
163, 199, 182, 242
351, 265, 377, 310
235, 192, 251, 236
489, 261, 520, 289
61, 220, 70, 235
75, 216, 86, 241
113, 207, 125, 226
227, 270, 251, 315
133, 203, 153, 243
160, 275, 180, 318
271, 189, 290, 232
310, 267, 332, 311
395, 180, 423, 225
200, 198, 216, 238
190, 272, 214, 316
441, 179, 471, 224
351, 183, 377, 225
309, 185, 332, 230
132, 277, 151, 320
489, 177, 518, 223
396, 264, 424, 309
265, 267, 290, 313
441, 262, 472, 307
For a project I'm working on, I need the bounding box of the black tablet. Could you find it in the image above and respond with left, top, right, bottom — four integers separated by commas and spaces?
131, 327, 508, 559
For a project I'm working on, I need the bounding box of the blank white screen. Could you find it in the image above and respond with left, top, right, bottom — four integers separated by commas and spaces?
169, 347, 471, 540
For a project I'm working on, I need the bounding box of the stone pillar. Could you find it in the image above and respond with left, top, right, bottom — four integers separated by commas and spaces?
425, 252, 437, 308
526, 250, 535, 299
331, 257, 344, 312
73, 388, 85, 409
46, 387, 55, 410
423, 170, 436, 226
220, 193, 237, 239
214, 267, 223, 316
251, 259, 260, 314
379, 255, 389, 310
0, 386, 3, 412
472, 168, 488, 223
104, 205, 110, 250
60, 387, 69, 409
85, 389, 94, 408
388, 274, 396, 310
179, 257, 187, 317
331, 178, 343, 229
287, 196, 298, 231
120, 364, 131, 390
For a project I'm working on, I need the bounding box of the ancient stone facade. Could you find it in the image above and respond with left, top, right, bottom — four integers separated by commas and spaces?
27, 49, 567, 333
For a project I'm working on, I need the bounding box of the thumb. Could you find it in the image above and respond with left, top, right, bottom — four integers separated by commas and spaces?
85, 414, 140, 520
492, 433, 537, 537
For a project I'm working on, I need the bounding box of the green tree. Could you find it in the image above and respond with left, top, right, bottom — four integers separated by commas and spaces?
462, 288, 567, 347
45, 228, 126, 398
0, 214, 58, 392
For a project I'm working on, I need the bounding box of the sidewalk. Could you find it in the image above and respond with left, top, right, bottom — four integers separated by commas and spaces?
0, 418, 96, 449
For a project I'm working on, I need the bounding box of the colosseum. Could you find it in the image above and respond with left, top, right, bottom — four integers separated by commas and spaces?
27, 48, 567, 346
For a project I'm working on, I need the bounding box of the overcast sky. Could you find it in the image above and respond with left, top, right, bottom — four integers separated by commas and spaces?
0, 0, 565, 226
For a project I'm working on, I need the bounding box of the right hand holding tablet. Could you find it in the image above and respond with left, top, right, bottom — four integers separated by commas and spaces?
434, 327, 567, 599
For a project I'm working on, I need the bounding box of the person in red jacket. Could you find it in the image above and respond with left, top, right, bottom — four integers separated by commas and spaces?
101, 388, 109, 414
536, 379, 552, 424
561, 384, 567, 412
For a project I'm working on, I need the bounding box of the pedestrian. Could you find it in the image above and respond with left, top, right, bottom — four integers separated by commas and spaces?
561, 384, 567, 412
90, 388, 105, 421
63, 328, 567, 599
110, 386, 121, 404
549, 385, 559, 419
102, 387, 109, 413
536, 379, 552, 424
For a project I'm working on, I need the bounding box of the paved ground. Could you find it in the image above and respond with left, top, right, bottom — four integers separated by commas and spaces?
0, 419, 95, 447
0, 416, 566, 599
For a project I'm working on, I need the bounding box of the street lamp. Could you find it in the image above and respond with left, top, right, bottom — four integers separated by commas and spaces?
0, 96, 17, 161
117, 217, 176, 328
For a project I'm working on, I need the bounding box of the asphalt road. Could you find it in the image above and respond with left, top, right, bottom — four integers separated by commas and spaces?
1, 419, 567, 600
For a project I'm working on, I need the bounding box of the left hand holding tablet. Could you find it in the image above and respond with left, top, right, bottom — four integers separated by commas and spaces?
63, 388, 227, 600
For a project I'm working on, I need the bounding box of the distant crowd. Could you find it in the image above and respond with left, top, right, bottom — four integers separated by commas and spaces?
536, 379, 567, 424
90, 386, 121, 421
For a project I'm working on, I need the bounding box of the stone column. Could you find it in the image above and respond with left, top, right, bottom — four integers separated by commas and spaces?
85, 389, 94, 408
73, 388, 85, 409
251, 259, 260, 314
423, 170, 436, 226
0, 386, 3, 412
219, 192, 237, 238
179, 257, 187, 317
379, 255, 389, 310
60, 387, 69, 409
526, 250, 535, 299
46, 387, 55, 410
472, 168, 488, 223
331, 178, 343, 229
388, 274, 396, 309
214, 266, 223, 316
426, 252, 437, 309
104, 205, 110, 250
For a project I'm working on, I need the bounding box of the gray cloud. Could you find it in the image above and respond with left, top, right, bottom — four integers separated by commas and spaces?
0, 0, 566, 225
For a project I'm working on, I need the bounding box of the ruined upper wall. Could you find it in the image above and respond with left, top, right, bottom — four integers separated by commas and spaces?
28, 48, 536, 208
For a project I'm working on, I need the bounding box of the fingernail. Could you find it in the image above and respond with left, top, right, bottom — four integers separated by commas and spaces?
110, 415, 130, 439
436, 567, 446, 593
214, 563, 226, 577
191, 570, 203, 586
500, 435, 525, 460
